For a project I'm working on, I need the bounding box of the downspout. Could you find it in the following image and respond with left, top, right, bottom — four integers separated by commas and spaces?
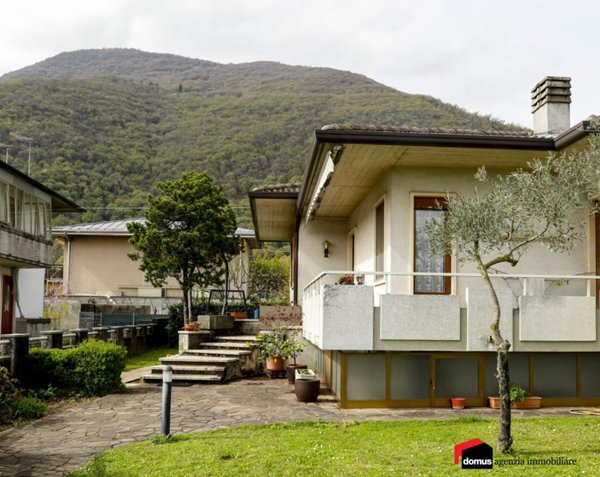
293, 216, 300, 305
64, 233, 72, 295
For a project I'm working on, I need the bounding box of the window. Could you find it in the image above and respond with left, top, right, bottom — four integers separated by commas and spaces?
414, 196, 451, 294
375, 202, 384, 280
0, 180, 51, 238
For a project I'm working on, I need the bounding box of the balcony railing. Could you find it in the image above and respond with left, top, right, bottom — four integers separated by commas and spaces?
303, 270, 600, 351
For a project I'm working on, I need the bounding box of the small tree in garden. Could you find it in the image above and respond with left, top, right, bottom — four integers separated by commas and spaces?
249, 254, 290, 303
128, 171, 239, 325
426, 133, 600, 453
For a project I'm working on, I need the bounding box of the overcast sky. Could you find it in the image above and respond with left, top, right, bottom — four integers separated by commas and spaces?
1, 0, 598, 127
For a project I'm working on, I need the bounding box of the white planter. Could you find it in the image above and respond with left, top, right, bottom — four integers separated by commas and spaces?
295, 368, 316, 380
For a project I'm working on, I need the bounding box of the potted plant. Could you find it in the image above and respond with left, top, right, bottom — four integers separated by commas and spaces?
450, 397, 466, 409
338, 274, 354, 285
285, 328, 307, 384
255, 325, 291, 372
488, 384, 542, 409
294, 368, 320, 402
228, 302, 248, 320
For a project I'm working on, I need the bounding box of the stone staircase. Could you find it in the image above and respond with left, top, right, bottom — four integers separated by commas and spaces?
142, 335, 259, 384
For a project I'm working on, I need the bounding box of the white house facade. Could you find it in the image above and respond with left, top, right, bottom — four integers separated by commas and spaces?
0, 160, 82, 336
250, 77, 600, 408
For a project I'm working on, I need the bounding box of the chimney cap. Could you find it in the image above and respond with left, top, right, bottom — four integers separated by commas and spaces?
531, 76, 571, 114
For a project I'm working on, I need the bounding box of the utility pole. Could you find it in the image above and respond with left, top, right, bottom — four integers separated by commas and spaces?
12, 135, 34, 176
20, 136, 33, 176
0, 143, 10, 163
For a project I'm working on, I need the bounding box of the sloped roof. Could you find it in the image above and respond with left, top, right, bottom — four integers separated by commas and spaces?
0, 161, 83, 212
321, 123, 534, 138
53, 218, 255, 239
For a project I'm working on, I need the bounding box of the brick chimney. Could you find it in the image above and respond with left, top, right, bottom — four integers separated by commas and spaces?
531, 76, 571, 136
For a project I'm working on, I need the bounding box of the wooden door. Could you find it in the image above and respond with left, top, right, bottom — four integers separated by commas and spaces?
1, 275, 14, 334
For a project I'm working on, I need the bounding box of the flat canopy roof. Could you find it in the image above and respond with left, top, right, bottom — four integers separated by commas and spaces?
248, 184, 299, 242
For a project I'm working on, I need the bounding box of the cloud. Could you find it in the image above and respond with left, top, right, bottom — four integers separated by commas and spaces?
1, 0, 598, 126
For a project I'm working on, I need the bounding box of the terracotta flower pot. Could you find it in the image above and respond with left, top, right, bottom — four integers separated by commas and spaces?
184, 323, 197, 331
488, 396, 542, 409
512, 396, 542, 409
230, 311, 248, 320
450, 397, 466, 409
295, 378, 320, 402
266, 356, 285, 371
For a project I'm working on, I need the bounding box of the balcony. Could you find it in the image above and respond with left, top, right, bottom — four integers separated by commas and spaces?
302, 271, 599, 353
0, 224, 52, 267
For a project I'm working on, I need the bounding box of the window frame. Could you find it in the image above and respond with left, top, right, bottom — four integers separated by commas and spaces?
412, 195, 452, 295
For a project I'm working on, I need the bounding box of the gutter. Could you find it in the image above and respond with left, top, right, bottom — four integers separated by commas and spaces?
313, 128, 556, 150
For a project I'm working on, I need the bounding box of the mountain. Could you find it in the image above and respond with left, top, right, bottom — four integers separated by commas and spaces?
0, 48, 525, 225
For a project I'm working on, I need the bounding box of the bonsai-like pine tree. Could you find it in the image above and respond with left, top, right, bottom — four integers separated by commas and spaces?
427, 132, 600, 453
128, 171, 239, 324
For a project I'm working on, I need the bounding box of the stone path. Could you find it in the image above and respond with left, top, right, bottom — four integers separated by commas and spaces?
0, 377, 593, 476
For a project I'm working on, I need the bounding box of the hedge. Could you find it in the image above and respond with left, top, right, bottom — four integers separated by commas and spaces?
26, 340, 126, 396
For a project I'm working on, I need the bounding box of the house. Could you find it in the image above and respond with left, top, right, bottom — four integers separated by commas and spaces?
53, 218, 259, 312
249, 76, 600, 408
0, 160, 82, 336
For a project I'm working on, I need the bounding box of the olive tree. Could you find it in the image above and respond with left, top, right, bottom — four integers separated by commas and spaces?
426, 133, 600, 453
128, 171, 239, 324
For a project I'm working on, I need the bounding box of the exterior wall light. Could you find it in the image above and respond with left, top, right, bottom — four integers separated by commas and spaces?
322, 240, 331, 258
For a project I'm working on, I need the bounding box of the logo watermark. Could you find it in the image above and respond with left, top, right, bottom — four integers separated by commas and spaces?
454, 439, 493, 469
454, 438, 578, 470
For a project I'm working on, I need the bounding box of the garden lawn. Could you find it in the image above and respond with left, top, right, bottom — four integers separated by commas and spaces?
68, 417, 599, 476
123, 347, 178, 372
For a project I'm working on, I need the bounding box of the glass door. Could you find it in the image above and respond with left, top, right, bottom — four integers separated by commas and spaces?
431, 354, 485, 407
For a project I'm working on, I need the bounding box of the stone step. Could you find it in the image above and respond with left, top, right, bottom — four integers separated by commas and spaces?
202, 341, 254, 350
142, 373, 223, 383
184, 348, 251, 357
150, 365, 225, 375
216, 335, 258, 342
159, 355, 239, 365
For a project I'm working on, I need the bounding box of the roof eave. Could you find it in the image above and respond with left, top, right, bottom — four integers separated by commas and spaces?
297, 128, 581, 216
0, 161, 84, 212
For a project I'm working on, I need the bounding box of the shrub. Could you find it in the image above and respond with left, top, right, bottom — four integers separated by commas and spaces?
12, 397, 47, 419
24, 340, 126, 396
26, 348, 74, 389
0, 366, 21, 423
72, 340, 126, 396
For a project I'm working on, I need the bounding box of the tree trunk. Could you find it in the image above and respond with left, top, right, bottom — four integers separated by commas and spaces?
182, 267, 191, 325
477, 256, 513, 453
221, 253, 230, 315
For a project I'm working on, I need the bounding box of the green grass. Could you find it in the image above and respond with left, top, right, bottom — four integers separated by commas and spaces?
68, 417, 599, 476
123, 347, 178, 372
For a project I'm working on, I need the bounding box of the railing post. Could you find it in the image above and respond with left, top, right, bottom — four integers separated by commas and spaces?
72, 328, 89, 345
41, 330, 64, 349
93, 326, 110, 341
7, 333, 29, 384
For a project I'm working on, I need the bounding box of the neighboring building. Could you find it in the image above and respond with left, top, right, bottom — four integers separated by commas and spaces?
0, 160, 82, 335
250, 77, 600, 408
53, 219, 259, 309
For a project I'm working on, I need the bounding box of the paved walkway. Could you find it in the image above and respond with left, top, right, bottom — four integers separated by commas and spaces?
0, 378, 595, 477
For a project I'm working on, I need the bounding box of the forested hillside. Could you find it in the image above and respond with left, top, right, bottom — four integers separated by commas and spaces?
0, 48, 525, 225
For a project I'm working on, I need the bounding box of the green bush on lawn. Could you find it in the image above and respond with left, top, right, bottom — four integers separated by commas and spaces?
11, 396, 48, 419
26, 340, 126, 396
